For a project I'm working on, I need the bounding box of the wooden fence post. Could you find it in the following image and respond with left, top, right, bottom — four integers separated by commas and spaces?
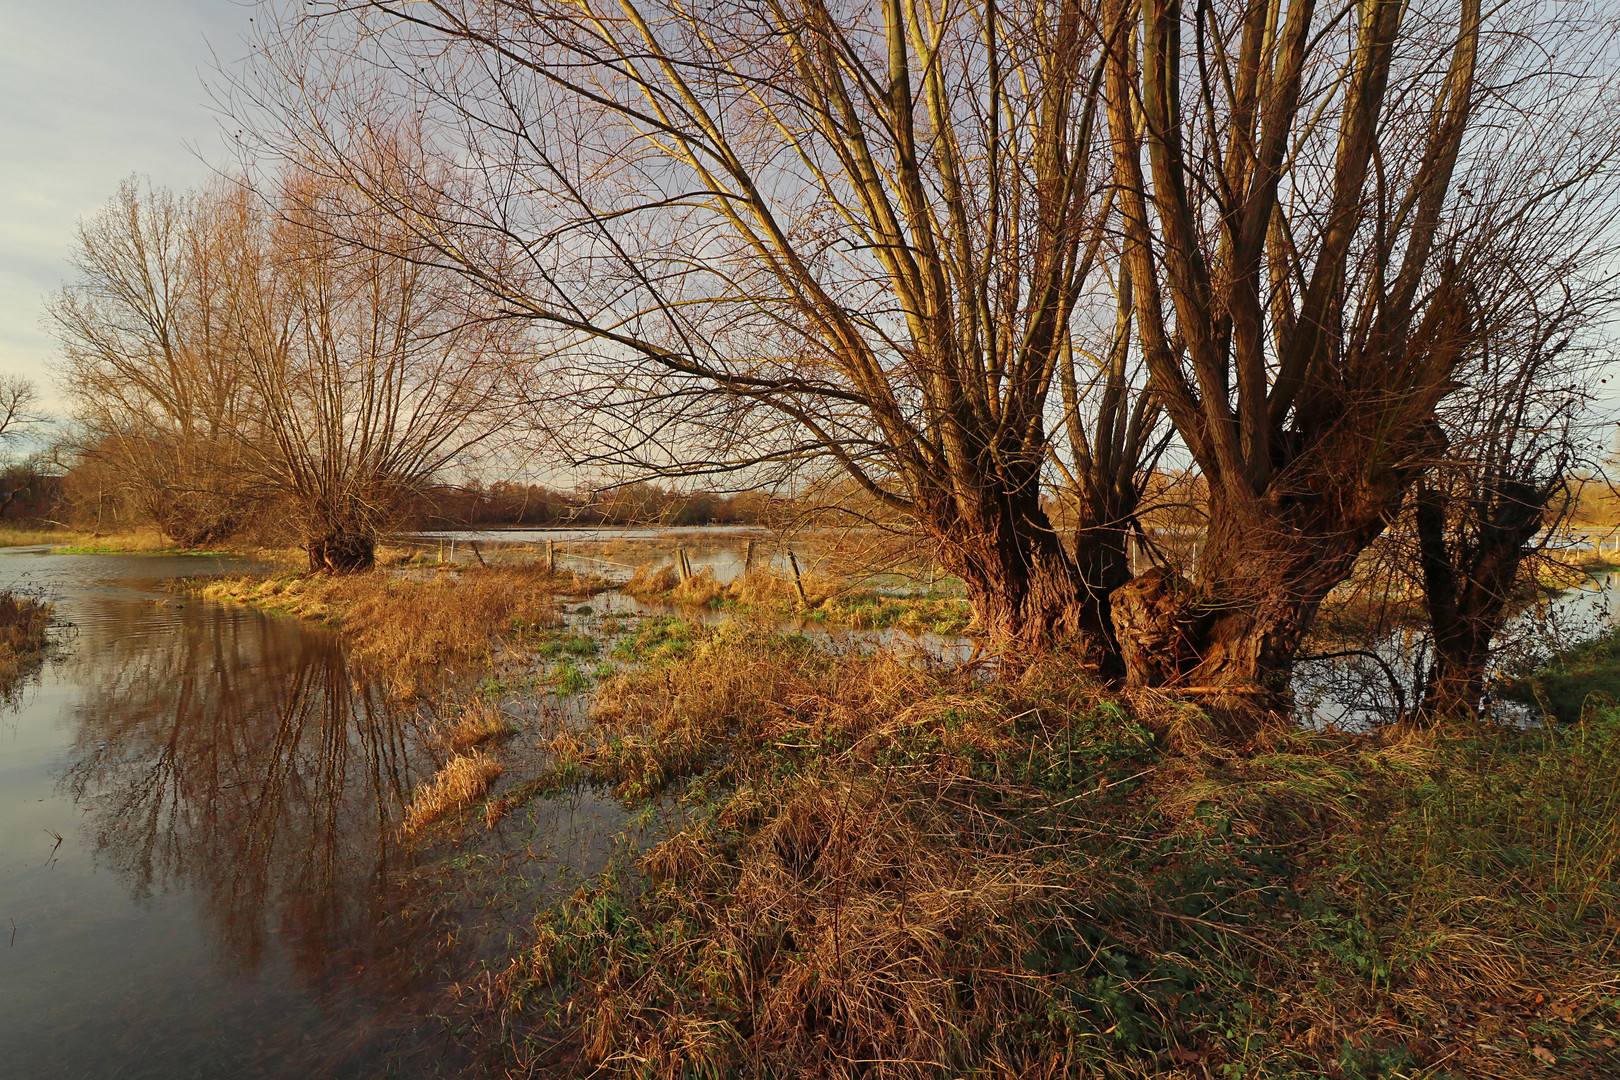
788, 550, 808, 606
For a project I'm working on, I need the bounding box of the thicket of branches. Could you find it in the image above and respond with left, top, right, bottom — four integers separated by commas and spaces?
36, 0, 1620, 723
51, 173, 518, 568
217, 0, 1620, 725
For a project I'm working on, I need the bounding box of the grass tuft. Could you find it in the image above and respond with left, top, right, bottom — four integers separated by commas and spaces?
432, 698, 520, 755
402, 750, 504, 836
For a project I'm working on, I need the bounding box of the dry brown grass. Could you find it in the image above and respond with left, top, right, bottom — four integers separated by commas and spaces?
401, 749, 504, 835
0, 590, 51, 694
566, 771, 1065, 1078
624, 561, 679, 596
488, 627, 1620, 1079
198, 566, 597, 696
432, 697, 519, 755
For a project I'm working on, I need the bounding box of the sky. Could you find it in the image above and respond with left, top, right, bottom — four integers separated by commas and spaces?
0, 0, 259, 412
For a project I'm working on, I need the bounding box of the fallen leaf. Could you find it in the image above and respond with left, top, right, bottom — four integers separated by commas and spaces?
1531, 1045, 1557, 1065
1168, 1046, 1203, 1065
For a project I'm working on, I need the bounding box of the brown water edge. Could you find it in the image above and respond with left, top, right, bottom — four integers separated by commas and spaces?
0, 549, 659, 1080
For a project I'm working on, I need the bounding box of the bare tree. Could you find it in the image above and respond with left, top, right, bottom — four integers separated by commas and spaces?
0, 377, 43, 518
52, 178, 260, 546
53, 171, 516, 567
1410, 285, 1609, 720
0, 377, 39, 443
234, 166, 520, 570
1099, 0, 1620, 718
236, 0, 1169, 650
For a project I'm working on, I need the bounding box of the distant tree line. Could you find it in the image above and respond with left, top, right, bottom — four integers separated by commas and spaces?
409, 481, 781, 529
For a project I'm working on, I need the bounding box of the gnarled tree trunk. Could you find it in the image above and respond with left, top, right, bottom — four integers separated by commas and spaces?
1414, 478, 1551, 720
1112, 482, 1411, 715
930, 488, 1112, 661
308, 530, 375, 573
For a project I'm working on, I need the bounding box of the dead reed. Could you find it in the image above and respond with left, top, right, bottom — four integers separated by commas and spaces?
0, 590, 51, 694
401, 749, 504, 835
431, 697, 519, 755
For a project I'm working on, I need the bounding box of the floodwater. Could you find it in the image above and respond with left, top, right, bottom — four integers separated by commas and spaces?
1295, 571, 1620, 729
396, 526, 919, 589
2, 540, 1605, 1076
0, 549, 632, 1080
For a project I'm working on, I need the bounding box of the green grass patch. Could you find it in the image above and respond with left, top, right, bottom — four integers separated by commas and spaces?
1505, 623, 1620, 723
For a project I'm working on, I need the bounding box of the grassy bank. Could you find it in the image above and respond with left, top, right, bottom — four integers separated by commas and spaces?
0, 590, 52, 695
0, 523, 177, 552
0, 522, 312, 564
1504, 623, 1620, 724
455, 624, 1620, 1079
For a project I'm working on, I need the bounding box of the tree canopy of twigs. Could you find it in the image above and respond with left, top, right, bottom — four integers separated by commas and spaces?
220, 0, 1620, 721
235, 0, 1170, 651
53, 171, 520, 566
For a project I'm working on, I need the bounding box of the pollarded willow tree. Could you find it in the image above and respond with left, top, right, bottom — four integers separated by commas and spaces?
54, 170, 519, 569
53, 179, 262, 547
240, 0, 1163, 650
1100, 0, 1620, 711
234, 166, 522, 570
1410, 284, 1610, 720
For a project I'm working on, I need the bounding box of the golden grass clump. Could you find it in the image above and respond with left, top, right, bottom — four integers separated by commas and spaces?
668, 569, 725, 607
199, 566, 594, 696
0, 590, 51, 694
401, 749, 504, 835
624, 561, 678, 597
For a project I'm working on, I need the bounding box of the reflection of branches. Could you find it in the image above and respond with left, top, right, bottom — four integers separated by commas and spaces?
62, 604, 445, 991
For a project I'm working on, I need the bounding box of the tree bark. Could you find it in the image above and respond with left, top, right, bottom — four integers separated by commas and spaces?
932, 490, 1113, 663
1414, 479, 1548, 720
309, 531, 376, 573
1112, 488, 1402, 718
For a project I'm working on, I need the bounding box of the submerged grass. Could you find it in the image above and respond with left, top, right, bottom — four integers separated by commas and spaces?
0, 589, 52, 694
627, 563, 972, 637
468, 624, 1620, 1079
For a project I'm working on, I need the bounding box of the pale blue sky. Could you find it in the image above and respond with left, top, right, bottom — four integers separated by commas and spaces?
0, 0, 257, 410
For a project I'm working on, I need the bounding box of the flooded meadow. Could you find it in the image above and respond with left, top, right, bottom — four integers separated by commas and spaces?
0, 549, 640, 1079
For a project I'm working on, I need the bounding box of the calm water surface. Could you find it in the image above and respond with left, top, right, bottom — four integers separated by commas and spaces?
0, 549, 595, 1080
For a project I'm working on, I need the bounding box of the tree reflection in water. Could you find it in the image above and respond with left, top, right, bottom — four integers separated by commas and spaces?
63, 604, 451, 996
